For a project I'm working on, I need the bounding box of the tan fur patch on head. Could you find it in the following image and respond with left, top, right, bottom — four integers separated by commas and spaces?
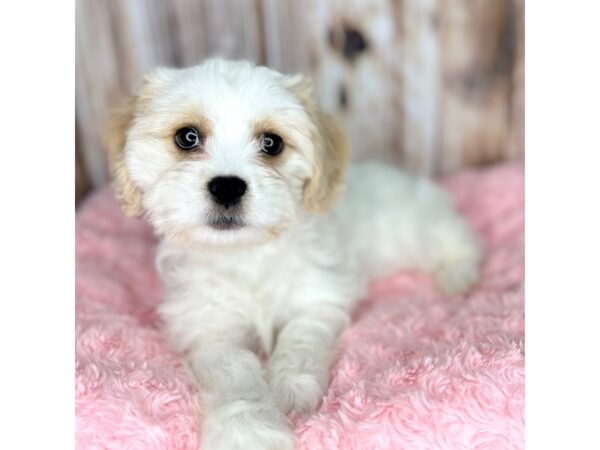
285, 76, 350, 214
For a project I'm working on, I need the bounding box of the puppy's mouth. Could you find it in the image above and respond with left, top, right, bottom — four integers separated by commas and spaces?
208, 215, 245, 231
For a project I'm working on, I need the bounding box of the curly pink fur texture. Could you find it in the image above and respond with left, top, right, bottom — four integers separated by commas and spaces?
76, 163, 524, 449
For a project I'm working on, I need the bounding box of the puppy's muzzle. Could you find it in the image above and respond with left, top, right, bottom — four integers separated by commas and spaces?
208, 176, 247, 208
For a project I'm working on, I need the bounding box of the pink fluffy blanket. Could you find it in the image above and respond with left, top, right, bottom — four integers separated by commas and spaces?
76, 163, 524, 450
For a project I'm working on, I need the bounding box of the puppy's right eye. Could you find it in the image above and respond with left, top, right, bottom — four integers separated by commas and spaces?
175, 127, 201, 150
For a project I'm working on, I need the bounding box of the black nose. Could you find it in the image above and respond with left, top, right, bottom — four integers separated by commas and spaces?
207, 176, 247, 208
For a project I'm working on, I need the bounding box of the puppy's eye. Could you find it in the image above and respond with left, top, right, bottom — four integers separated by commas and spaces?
260, 133, 284, 156
175, 127, 201, 150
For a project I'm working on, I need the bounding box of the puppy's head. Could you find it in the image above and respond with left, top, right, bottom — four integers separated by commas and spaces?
106, 59, 349, 247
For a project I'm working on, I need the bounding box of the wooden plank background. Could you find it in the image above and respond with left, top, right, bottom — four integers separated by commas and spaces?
75, 0, 524, 205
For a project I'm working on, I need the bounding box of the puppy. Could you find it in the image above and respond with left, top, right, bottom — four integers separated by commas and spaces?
107, 59, 482, 450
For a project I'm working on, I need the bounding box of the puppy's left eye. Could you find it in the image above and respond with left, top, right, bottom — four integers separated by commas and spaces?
260, 133, 284, 156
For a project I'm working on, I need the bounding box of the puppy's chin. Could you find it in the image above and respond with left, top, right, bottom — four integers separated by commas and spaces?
208, 217, 245, 231
164, 222, 289, 250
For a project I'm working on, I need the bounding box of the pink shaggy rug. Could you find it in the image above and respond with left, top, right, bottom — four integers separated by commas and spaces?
76, 163, 524, 450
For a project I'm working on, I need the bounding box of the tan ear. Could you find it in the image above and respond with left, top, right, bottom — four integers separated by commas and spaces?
104, 95, 144, 217
105, 68, 177, 216
285, 76, 350, 214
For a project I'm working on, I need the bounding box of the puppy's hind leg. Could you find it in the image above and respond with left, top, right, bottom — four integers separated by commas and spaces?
392, 176, 482, 295
343, 164, 482, 295
426, 210, 482, 295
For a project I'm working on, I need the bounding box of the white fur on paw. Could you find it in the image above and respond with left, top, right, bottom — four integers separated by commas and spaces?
201, 401, 294, 450
269, 372, 326, 414
436, 259, 480, 295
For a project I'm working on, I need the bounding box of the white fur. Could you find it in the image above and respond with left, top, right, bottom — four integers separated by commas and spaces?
121, 59, 482, 449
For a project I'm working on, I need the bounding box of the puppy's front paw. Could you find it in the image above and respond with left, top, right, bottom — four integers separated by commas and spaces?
436, 258, 480, 295
201, 400, 294, 450
269, 371, 326, 414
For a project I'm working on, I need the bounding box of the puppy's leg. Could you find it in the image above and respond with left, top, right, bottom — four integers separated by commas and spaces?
191, 341, 294, 450
267, 306, 349, 414
427, 212, 482, 295
391, 200, 482, 295
342, 164, 482, 295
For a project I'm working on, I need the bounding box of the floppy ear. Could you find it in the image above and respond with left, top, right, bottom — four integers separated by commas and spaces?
285, 76, 350, 214
105, 94, 143, 217
104, 69, 174, 217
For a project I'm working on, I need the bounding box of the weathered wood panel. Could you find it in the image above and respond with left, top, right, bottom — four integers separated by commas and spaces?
307, 0, 406, 169
305, 0, 445, 173
437, 0, 523, 173
75, 0, 524, 203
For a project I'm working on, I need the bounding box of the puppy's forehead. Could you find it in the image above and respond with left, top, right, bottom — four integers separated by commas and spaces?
151, 62, 301, 121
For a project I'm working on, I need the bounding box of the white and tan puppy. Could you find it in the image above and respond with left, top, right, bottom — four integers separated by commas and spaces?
107, 59, 482, 450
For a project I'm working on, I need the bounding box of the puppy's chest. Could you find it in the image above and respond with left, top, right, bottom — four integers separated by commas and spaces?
191, 244, 302, 315
194, 248, 300, 353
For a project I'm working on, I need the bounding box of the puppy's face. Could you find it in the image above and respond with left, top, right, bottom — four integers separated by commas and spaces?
107, 59, 348, 248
